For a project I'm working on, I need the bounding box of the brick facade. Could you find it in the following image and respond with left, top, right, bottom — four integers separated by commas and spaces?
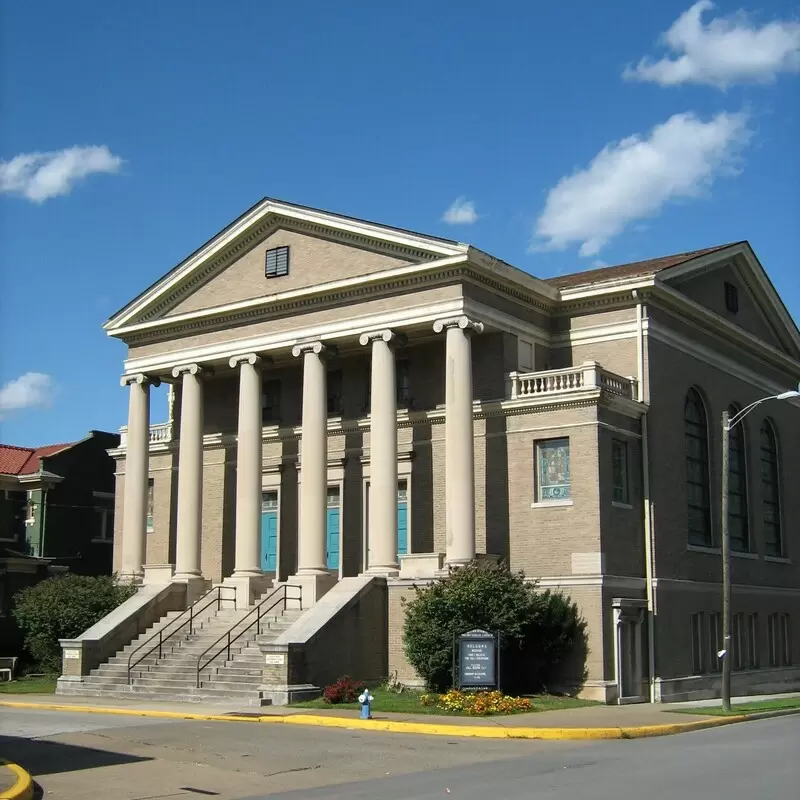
107, 202, 800, 703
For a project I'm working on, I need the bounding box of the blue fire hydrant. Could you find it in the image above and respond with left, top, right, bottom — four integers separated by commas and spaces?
358, 689, 374, 719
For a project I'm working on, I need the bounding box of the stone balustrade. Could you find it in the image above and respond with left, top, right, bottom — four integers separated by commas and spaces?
507, 361, 638, 401
118, 421, 172, 448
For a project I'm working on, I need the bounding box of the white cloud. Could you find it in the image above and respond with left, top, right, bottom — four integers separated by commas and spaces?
0, 145, 123, 203
442, 197, 478, 225
0, 373, 55, 419
624, 1, 800, 87
532, 111, 751, 257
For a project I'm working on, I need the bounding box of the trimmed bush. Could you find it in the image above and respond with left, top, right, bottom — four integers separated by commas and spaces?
13, 574, 137, 673
323, 675, 366, 704
402, 562, 586, 693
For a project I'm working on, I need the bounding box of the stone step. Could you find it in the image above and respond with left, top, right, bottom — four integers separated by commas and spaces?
199, 679, 262, 692
62, 684, 269, 706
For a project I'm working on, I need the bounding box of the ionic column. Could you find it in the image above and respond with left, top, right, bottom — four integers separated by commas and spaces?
291, 342, 331, 574
433, 316, 484, 565
172, 364, 204, 580
230, 354, 263, 577
360, 329, 405, 574
120, 373, 160, 581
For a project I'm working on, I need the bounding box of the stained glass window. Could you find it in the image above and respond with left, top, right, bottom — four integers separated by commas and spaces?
727, 405, 749, 553
536, 438, 571, 501
612, 440, 629, 504
760, 420, 782, 556
685, 389, 712, 546
146, 478, 154, 533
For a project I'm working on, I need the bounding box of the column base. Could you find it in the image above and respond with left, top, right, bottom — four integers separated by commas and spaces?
398, 553, 445, 580
141, 564, 173, 585
287, 571, 336, 609
223, 573, 273, 609
363, 565, 400, 578
171, 574, 211, 606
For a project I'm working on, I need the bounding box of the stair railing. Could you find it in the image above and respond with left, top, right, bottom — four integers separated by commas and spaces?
127, 585, 236, 684
195, 584, 301, 687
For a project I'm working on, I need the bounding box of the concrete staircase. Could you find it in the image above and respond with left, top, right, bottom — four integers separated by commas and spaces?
67, 593, 302, 706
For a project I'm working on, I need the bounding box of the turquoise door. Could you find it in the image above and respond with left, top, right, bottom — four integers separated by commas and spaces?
261, 492, 278, 572
326, 487, 340, 570
397, 480, 408, 556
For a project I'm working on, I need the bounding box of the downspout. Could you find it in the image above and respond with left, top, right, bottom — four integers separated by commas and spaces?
633, 290, 657, 703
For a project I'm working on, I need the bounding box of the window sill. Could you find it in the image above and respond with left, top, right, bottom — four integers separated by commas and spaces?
146, 529, 154, 535
91, 538, 113, 544
731, 551, 759, 560
612, 502, 633, 510
687, 544, 721, 555
531, 500, 574, 508
764, 555, 791, 564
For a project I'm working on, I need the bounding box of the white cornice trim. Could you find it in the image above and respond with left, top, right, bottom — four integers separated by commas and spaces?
107, 201, 469, 331
648, 319, 800, 408
650, 282, 800, 375
461, 298, 550, 346
553, 321, 639, 348
122, 298, 467, 374
658, 242, 800, 354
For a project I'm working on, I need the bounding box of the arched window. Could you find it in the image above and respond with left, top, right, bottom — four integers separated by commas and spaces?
761, 420, 782, 556
727, 404, 750, 552
685, 389, 712, 546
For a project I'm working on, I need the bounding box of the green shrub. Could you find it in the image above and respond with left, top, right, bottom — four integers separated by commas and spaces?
402, 562, 586, 693
13, 574, 137, 673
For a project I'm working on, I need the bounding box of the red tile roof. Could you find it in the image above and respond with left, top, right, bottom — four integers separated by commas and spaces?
0, 442, 74, 476
546, 243, 743, 290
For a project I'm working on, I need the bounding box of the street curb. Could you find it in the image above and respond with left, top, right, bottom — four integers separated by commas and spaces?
0, 760, 34, 800
0, 699, 770, 739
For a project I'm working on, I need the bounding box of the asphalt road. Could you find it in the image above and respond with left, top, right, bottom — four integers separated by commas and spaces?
0, 708, 797, 799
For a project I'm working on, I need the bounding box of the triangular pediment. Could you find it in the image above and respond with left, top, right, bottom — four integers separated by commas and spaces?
659, 242, 800, 360
106, 198, 468, 333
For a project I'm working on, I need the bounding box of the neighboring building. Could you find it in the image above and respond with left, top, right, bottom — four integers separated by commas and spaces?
0, 431, 121, 575
81, 198, 800, 703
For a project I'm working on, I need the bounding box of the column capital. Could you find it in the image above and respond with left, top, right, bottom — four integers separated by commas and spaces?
291, 340, 338, 359
120, 373, 161, 388
229, 353, 270, 369
433, 315, 484, 335
358, 329, 408, 348
171, 363, 204, 379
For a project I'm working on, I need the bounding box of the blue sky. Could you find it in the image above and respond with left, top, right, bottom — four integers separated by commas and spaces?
1, 0, 798, 445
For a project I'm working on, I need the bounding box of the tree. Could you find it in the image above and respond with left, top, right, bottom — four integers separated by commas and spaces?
13, 574, 137, 673
402, 562, 586, 693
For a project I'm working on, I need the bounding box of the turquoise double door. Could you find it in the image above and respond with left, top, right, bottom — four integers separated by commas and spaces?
260, 482, 408, 573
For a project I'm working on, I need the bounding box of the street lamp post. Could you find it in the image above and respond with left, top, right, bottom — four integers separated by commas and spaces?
719, 387, 799, 713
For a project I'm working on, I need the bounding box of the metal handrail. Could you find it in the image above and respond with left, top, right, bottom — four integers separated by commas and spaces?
195, 584, 301, 687
127, 585, 236, 684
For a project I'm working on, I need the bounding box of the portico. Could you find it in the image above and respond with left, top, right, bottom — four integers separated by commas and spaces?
116, 314, 487, 608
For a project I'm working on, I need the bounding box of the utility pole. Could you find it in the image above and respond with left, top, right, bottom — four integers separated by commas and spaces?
720, 409, 732, 713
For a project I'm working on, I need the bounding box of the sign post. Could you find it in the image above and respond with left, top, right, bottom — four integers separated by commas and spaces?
454, 628, 499, 691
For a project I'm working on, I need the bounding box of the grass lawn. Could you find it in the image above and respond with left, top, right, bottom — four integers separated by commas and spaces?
675, 697, 800, 716
293, 690, 598, 716
0, 675, 58, 694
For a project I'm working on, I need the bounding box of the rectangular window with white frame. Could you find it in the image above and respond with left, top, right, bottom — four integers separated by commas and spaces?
517, 339, 534, 372
746, 613, 759, 669
92, 491, 115, 543
709, 612, 722, 672
612, 439, 629, 505
780, 614, 792, 667
146, 478, 154, 533
732, 613, 745, 670
535, 438, 571, 503
691, 612, 705, 673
